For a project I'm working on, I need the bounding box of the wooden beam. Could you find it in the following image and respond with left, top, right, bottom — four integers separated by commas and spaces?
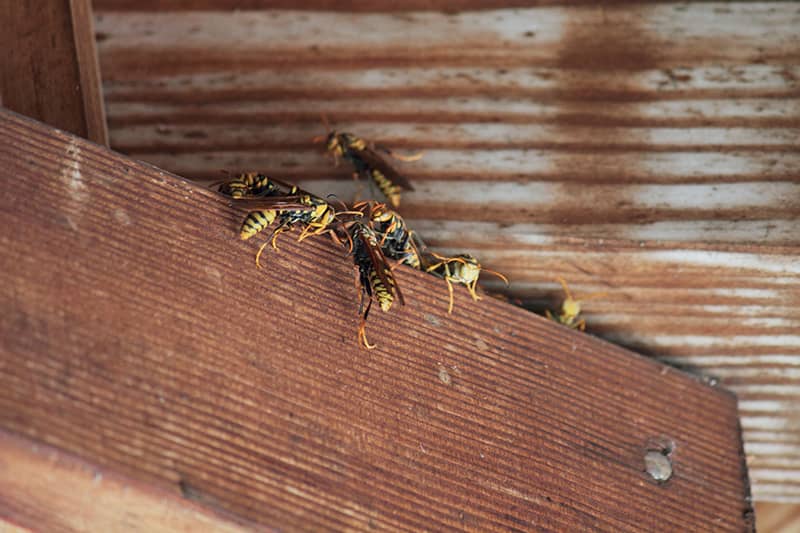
0, 0, 108, 145
0, 430, 251, 532
0, 108, 753, 531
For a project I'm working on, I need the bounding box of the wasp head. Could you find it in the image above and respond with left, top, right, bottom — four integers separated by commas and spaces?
325, 131, 344, 156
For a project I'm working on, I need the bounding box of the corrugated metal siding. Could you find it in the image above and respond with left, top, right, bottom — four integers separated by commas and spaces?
93, 1, 800, 500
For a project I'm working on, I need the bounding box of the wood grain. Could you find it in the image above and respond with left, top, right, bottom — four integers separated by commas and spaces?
0, 0, 108, 145
0, 430, 251, 533
0, 108, 753, 531
92, 2, 800, 501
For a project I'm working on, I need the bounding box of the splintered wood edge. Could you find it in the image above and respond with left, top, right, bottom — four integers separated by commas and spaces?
0, 108, 754, 531
0, 430, 252, 533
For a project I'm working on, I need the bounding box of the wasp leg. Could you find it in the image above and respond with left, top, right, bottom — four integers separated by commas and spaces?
255, 240, 270, 269
425, 260, 444, 273
545, 309, 556, 322
576, 319, 586, 331
271, 226, 289, 250
468, 278, 482, 302
390, 151, 424, 162
374, 144, 424, 162
328, 227, 354, 253
358, 298, 376, 349
298, 222, 322, 242
445, 277, 455, 315
358, 322, 376, 350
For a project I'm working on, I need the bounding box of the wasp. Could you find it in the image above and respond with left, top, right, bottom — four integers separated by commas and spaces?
349, 221, 404, 349
425, 253, 509, 314
220, 177, 356, 268
316, 121, 420, 208
353, 201, 424, 270
217, 172, 277, 198
545, 277, 606, 331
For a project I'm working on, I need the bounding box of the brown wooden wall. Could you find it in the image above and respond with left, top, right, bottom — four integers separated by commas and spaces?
92, 1, 800, 501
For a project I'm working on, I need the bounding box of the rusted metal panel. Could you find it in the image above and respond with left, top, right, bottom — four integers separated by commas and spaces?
92, 2, 800, 501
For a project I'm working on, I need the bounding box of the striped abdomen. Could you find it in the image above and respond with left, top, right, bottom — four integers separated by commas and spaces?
400, 244, 421, 269
240, 210, 278, 240
369, 269, 394, 312
369, 169, 402, 208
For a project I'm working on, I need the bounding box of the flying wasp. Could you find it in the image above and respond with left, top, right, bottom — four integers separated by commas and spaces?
425, 253, 509, 314
545, 277, 606, 331
316, 120, 421, 208
350, 221, 405, 349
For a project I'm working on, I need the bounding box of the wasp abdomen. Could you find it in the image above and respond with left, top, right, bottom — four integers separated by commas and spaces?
369, 169, 402, 208
240, 210, 278, 240
370, 270, 394, 312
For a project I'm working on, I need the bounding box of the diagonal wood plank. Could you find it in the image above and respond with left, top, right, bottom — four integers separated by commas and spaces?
0, 108, 753, 531
0, 430, 251, 533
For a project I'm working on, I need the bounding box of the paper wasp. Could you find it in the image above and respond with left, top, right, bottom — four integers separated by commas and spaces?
545, 277, 606, 331
219, 176, 356, 268
348, 220, 405, 349
316, 120, 420, 208
217, 172, 277, 198
353, 201, 424, 270
425, 253, 509, 314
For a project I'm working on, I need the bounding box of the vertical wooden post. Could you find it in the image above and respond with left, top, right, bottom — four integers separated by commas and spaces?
0, 0, 108, 145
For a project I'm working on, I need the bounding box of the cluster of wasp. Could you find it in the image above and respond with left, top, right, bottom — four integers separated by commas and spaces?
216, 126, 600, 348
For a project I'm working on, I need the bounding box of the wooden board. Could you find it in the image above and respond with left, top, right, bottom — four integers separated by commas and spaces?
0, 108, 753, 531
0, 0, 108, 145
91, 1, 800, 501
0, 430, 250, 533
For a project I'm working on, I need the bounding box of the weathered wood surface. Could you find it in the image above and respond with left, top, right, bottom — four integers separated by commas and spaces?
0, 109, 753, 531
0, 0, 108, 145
91, 1, 800, 501
0, 431, 250, 533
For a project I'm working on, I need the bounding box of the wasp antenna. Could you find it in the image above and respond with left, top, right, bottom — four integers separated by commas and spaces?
580, 291, 608, 303
556, 277, 574, 301
336, 210, 365, 218
483, 268, 510, 286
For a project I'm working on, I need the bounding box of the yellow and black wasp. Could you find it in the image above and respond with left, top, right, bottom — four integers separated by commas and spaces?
545, 277, 606, 331
219, 176, 353, 268
317, 122, 420, 208
354, 201, 425, 270
349, 220, 405, 349
425, 253, 509, 314
217, 172, 277, 198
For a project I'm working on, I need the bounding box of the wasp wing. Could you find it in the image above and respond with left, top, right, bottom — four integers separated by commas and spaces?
355, 225, 405, 306
225, 195, 315, 212
355, 147, 415, 192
